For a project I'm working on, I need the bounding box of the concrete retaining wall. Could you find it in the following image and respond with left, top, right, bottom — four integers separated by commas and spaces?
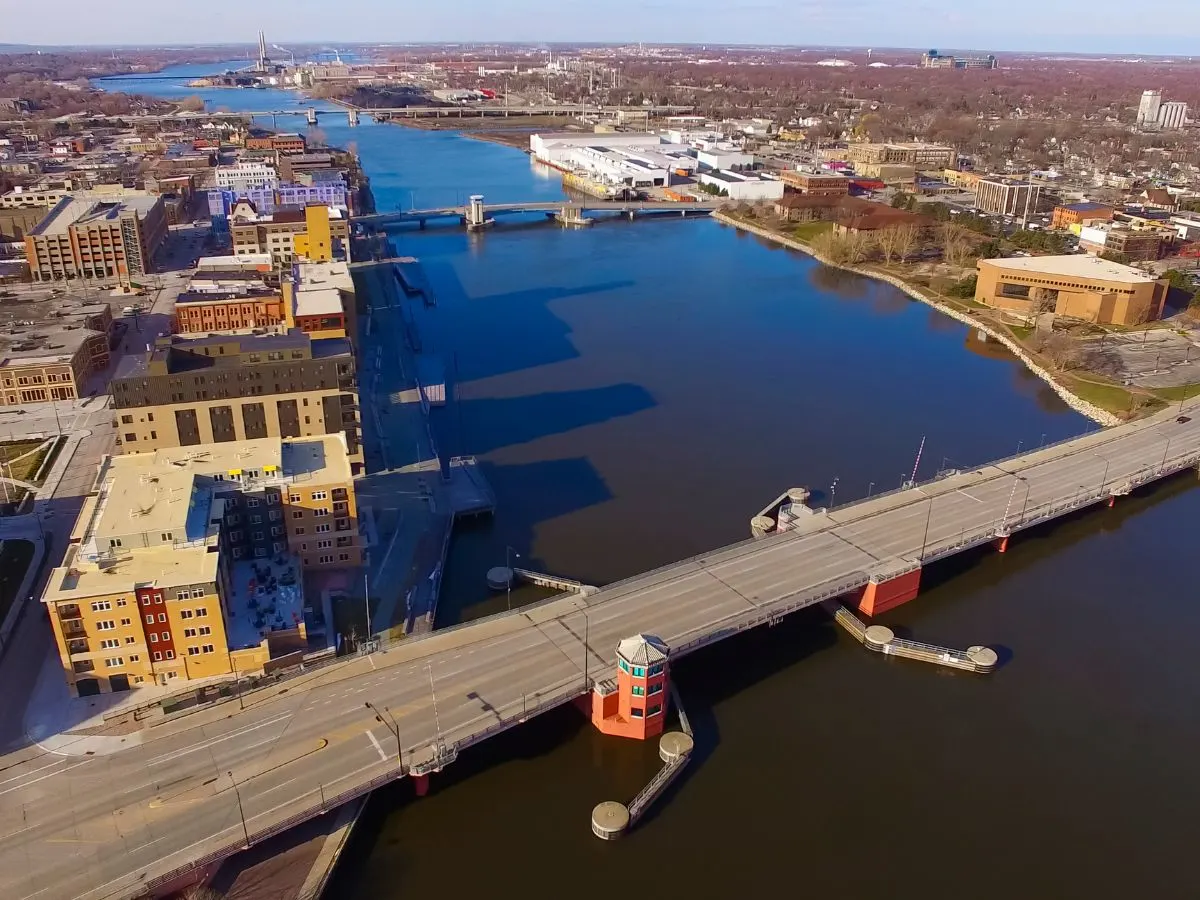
712, 212, 1121, 427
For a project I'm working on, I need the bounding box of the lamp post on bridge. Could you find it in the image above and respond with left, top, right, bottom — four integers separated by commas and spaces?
1160, 437, 1172, 473
920, 495, 934, 560
505, 546, 519, 611
366, 700, 403, 771
228, 771, 250, 847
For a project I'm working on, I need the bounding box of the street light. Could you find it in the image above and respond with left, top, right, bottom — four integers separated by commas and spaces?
829, 476, 839, 509
363, 572, 373, 647
867, 481, 875, 498
228, 771, 250, 846
365, 701, 402, 770
505, 546, 519, 610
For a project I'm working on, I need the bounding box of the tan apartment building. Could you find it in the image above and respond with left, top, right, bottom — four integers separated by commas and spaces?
845, 142, 956, 170
1078, 225, 1164, 261
43, 434, 362, 696
25, 190, 167, 281
975, 255, 1168, 325
109, 329, 362, 473
0, 304, 114, 405
231, 203, 348, 270
0, 182, 71, 209
942, 169, 984, 190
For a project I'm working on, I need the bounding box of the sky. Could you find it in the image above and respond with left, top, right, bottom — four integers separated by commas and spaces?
5, 0, 1200, 56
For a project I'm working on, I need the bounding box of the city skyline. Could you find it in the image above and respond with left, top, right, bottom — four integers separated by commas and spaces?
5, 0, 1200, 56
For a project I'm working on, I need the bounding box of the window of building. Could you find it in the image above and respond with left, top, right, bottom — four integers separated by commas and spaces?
631, 685, 645, 696
339, 553, 350, 561
116, 599, 127, 607
120, 617, 131, 626
632, 666, 645, 677
295, 527, 305, 535
96, 620, 115, 631
619, 659, 629, 673
183, 628, 197, 638
104, 657, 124, 668
630, 708, 644, 719
647, 704, 662, 716
315, 524, 330, 534
153, 651, 162, 661
125, 433, 137, 443
100, 638, 120, 649
196, 608, 208, 618
187, 646, 201, 656
129, 655, 139, 663
165, 649, 174, 659
648, 664, 664, 676
311, 491, 328, 501
319, 554, 334, 564
317, 539, 332, 549
90, 600, 111, 611
199, 625, 211, 636
246, 498, 260, 508
250, 514, 262, 525
289, 493, 301, 503
292, 510, 304, 519
649, 683, 664, 696
149, 633, 159, 643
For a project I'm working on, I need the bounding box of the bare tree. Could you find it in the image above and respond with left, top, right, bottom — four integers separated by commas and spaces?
940, 223, 976, 267
1030, 286, 1058, 315
891, 222, 921, 263
1031, 331, 1079, 371
876, 225, 904, 265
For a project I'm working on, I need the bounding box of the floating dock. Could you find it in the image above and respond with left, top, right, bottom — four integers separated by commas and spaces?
444, 455, 496, 518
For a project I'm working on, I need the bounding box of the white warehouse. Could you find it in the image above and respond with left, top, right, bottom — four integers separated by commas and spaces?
530, 131, 667, 166
698, 170, 784, 201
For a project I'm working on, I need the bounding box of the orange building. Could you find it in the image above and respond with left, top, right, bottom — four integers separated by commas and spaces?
175, 291, 287, 334
780, 171, 851, 196
1050, 202, 1114, 230
591, 634, 669, 740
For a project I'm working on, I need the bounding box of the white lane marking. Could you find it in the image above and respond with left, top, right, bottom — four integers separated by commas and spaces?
0, 760, 90, 798
0, 758, 68, 788
365, 730, 387, 763
145, 713, 291, 766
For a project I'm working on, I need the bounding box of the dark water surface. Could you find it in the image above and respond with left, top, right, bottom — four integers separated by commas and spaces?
104, 68, 1200, 899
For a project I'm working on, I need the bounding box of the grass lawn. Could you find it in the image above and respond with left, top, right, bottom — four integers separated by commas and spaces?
1151, 383, 1200, 403
791, 221, 833, 242
0, 439, 50, 485
0, 539, 35, 626
1061, 376, 1148, 415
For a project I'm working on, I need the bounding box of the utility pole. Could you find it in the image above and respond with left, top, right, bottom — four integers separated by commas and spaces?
505, 546, 519, 610
427, 664, 443, 755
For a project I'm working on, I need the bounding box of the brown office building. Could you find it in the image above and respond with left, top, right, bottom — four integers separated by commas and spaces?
25, 191, 167, 282
109, 329, 362, 473
0, 302, 114, 405
780, 172, 850, 196
845, 142, 957, 170
1050, 202, 1115, 229
174, 289, 287, 334
975, 255, 1167, 325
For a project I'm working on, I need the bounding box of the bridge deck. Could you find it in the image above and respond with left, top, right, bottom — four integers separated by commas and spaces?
3, 404, 1199, 900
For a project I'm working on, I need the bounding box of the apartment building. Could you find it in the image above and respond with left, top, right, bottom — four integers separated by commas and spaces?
109, 328, 362, 472
975, 255, 1167, 325
845, 142, 957, 171
42, 434, 362, 696
1078, 224, 1164, 261
215, 161, 279, 193
231, 204, 348, 270
0, 182, 71, 209
24, 190, 167, 281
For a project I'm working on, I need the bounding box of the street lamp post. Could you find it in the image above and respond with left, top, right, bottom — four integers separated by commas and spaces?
427, 664, 444, 757
1160, 437, 1172, 472
867, 481, 875, 498
505, 546, 519, 611
228, 771, 250, 846
920, 496, 934, 559
365, 701, 402, 770
829, 477, 839, 509
363, 572, 372, 647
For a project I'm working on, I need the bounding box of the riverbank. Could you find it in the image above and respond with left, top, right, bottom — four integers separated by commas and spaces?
380, 115, 577, 150
713, 211, 1129, 426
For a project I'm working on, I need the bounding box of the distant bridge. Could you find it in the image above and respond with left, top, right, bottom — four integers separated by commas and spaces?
355, 198, 720, 229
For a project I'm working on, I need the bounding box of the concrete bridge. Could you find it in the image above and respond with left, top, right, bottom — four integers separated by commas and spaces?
2, 402, 1199, 899
356, 196, 721, 230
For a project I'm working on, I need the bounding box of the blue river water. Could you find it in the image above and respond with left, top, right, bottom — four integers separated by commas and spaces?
99, 66, 1200, 900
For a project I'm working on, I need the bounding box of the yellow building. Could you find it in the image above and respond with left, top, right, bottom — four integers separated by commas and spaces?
975, 255, 1168, 325
43, 434, 363, 696
292, 203, 334, 262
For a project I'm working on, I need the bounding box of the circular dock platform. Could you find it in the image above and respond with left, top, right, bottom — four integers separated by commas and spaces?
659, 731, 694, 763
486, 567, 514, 591
591, 801, 630, 840
750, 515, 775, 538
864, 625, 895, 646
967, 645, 999, 672
787, 486, 812, 505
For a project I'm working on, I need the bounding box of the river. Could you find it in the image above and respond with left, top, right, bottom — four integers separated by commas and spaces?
100, 66, 1200, 899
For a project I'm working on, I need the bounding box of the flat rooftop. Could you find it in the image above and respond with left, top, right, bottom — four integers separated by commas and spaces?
0, 326, 103, 367
30, 192, 159, 236
293, 287, 343, 318
981, 254, 1160, 284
